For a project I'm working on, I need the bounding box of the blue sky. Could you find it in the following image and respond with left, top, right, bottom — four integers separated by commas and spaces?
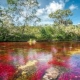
37, 0, 80, 25
0, 0, 80, 25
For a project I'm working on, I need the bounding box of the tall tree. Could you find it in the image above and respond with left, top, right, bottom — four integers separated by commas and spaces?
0, 6, 12, 27
49, 9, 73, 26
7, 0, 39, 34
0, 6, 11, 41
0, 6, 5, 27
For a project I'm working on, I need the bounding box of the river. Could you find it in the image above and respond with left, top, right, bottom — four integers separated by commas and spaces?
0, 42, 80, 80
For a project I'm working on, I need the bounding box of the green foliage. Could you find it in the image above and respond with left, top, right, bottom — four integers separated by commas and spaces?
7, 0, 40, 35
7, 0, 17, 4
0, 25, 80, 41
40, 27, 54, 41
0, 27, 9, 41
7, 0, 39, 25
49, 9, 73, 26
0, 1, 79, 42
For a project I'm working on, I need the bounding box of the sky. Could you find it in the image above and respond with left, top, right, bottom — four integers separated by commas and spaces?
0, 0, 80, 25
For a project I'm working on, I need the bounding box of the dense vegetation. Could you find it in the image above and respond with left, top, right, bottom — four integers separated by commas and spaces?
0, 0, 80, 41
0, 24, 80, 41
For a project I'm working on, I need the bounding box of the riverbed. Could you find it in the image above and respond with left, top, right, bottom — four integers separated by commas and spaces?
0, 42, 80, 80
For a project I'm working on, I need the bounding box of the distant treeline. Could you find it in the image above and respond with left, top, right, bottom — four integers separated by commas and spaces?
0, 1, 80, 42
0, 24, 80, 41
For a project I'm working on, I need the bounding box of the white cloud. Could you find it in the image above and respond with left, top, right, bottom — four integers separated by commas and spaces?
46, 1, 64, 14
36, 8, 45, 16
69, 4, 78, 10
36, 0, 65, 25
36, 1, 64, 16
78, 23, 80, 24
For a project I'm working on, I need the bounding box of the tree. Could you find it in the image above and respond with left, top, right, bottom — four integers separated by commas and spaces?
49, 9, 73, 26
0, 6, 4, 27
0, 6, 12, 27
7, 0, 39, 34
0, 6, 12, 41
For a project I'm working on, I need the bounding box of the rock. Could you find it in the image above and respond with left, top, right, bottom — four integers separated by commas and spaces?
42, 67, 60, 80
14, 60, 37, 80
18, 60, 37, 70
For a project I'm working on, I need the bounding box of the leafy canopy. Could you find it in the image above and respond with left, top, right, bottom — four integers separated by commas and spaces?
7, 0, 39, 25
49, 9, 73, 25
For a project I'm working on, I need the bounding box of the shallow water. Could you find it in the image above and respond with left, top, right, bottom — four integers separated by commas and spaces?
0, 42, 80, 80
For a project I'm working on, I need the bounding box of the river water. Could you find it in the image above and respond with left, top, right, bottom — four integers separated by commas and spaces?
0, 42, 80, 80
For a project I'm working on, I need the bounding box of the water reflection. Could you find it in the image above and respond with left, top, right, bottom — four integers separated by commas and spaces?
0, 42, 80, 80
69, 54, 80, 69
28, 49, 52, 63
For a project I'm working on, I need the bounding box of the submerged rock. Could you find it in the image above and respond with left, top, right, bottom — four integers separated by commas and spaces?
14, 60, 37, 80
42, 66, 68, 80
42, 67, 60, 80
18, 60, 37, 70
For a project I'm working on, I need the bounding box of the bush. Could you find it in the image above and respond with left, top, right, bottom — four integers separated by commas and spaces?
0, 25, 80, 41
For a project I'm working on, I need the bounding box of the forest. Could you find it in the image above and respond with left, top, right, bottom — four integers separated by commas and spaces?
0, 0, 80, 41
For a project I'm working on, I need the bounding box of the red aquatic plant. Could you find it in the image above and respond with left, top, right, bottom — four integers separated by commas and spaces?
58, 70, 80, 80
48, 57, 70, 68
0, 63, 16, 80
30, 63, 50, 80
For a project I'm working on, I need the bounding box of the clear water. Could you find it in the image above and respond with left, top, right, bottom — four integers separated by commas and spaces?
0, 42, 80, 80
